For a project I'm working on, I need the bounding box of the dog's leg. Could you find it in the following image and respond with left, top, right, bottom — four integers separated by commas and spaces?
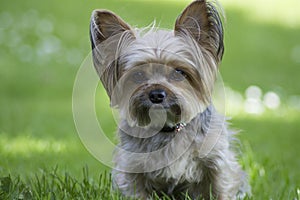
205, 150, 250, 200
112, 170, 149, 199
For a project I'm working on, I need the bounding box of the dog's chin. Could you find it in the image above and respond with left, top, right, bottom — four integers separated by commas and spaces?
130, 103, 182, 132
140, 121, 177, 133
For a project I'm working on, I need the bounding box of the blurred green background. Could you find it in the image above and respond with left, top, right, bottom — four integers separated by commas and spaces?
0, 0, 299, 198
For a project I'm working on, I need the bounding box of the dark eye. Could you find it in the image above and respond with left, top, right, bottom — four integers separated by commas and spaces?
132, 71, 147, 83
169, 69, 187, 81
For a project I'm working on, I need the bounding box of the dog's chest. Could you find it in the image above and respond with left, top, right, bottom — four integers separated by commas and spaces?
148, 150, 204, 185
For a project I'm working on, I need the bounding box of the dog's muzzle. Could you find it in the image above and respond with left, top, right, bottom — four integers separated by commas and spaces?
129, 85, 185, 132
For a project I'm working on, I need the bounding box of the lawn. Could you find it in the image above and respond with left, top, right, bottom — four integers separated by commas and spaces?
0, 0, 299, 199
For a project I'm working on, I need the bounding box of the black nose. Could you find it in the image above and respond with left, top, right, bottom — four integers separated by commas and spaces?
149, 89, 167, 104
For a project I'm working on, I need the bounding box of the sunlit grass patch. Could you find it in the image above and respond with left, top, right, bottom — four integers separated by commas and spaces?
212, 84, 300, 122
145, 0, 300, 27
0, 134, 68, 155
221, 0, 300, 27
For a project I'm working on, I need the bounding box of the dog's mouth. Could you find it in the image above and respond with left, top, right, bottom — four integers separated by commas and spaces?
130, 101, 184, 132
160, 125, 175, 132
137, 104, 186, 133
161, 122, 186, 132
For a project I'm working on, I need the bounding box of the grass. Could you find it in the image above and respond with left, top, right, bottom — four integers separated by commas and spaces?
0, 155, 298, 199
0, 0, 299, 199
0, 167, 124, 200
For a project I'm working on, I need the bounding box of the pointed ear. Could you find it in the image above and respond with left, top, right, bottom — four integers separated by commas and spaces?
175, 0, 224, 63
90, 10, 134, 99
90, 10, 132, 48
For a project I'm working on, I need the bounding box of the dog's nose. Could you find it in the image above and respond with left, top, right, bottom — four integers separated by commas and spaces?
149, 89, 167, 104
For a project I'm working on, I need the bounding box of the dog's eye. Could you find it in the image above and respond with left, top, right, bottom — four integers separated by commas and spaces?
132, 71, 147, 83
169, 69, 187, 81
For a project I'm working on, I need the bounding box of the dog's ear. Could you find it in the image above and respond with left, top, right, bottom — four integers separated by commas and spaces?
90, 10, 134, 99
174, 0, 224, 63
90, 10, 132, 48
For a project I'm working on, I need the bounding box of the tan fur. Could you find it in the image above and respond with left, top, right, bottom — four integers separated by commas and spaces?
90, 0, 251, 199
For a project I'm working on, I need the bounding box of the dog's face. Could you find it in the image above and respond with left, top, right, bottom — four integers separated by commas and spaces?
90, 0, 224, 131
114, 60, 204, 130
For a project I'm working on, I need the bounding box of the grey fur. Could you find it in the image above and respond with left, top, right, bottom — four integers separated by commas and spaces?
112, 106, 250, 199
89, 0, 251, 199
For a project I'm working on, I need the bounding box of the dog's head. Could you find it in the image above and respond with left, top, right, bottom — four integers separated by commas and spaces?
90, 0, 224, 131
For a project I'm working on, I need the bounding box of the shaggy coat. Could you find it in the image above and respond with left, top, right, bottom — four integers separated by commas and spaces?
90, 0, 251, 199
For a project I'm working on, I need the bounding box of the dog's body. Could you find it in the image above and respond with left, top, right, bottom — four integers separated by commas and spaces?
113, 106, 250, 200
90, 0, 250, 199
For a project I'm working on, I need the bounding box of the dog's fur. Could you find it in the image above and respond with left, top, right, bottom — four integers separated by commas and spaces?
89, 0, 250, 199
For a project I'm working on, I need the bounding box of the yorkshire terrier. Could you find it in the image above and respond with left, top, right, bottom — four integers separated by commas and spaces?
89, 0, 250, 199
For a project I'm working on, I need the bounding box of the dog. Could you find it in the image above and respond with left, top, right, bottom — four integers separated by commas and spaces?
89, 0, 250, 199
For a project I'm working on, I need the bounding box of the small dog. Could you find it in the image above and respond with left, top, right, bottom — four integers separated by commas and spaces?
89, 0, 250, 199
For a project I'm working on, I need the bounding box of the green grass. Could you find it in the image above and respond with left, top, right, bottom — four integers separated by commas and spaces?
0, 167, 126, 200
0, 0, 300, 199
